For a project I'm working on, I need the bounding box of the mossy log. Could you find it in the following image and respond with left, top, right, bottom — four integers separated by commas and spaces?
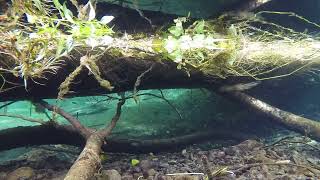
0, 37, 319, 101
0, 55, 220, 101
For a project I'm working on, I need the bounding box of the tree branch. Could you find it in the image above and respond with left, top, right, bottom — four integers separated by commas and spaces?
36, 100, 92, 138
99, 98, 126, 138
217, 90, 320, 141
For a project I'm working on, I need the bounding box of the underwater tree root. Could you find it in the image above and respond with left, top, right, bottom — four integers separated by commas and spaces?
33, 99, 125, 180
218, 90, 320, 141
64, 99, 125, 180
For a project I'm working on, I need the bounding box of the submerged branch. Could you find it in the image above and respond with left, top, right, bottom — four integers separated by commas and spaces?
0, 113, 46, 124
64, 98, 125, 180
36, 100, 92, 138
217, 90, 320, 141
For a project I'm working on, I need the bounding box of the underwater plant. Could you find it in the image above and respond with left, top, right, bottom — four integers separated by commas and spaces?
0, 0, 115, 90
1, 1, 320, 180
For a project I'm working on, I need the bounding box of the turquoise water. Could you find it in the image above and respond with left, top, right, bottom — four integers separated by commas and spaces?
0, 89, 244, 138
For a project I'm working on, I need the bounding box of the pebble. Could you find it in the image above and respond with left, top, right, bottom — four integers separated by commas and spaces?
140, 160, 153, 171
147, 169, 157, 177
0, 172, 7, 179
103, 169, 121, 180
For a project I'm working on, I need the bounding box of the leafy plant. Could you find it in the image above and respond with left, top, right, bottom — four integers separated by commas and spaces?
0, 0, 115, 89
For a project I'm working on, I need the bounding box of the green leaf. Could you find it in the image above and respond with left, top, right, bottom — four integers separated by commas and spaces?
131, 159, 140, 166
62, 3, 74, 23
32, 0, 44, 12
168, 25, 183, 37
53, 0, 63, 10
169, 50, 183, 63
194, 20, 205, 34
55, 37, 66, 57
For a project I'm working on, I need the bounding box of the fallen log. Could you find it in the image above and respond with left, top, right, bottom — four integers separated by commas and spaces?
0, 57, 219, 101
0, 123, 249, 153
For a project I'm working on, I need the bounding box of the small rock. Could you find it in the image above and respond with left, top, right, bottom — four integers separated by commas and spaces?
121, 175, 134, 180
133, 173, 142, 179
36, 173, 46, 179
147, 169, 157, 177
224, 147, 240, 156
0, 172, 7, 179
132, 166, 141, 173
274, 175, 293, 180
101, 169, 121, 180
140, 160, 153, 171
6, 167, 35, 180
159, 163, 170, 168
197, 151, 207, 156
168, 160, 177, 165
237, 139, 263, 151
182, 149, 188, 157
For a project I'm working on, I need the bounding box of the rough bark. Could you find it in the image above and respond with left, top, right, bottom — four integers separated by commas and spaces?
64, 133, 104, 180
219, 90, 320, 141
64, 99, 125, 179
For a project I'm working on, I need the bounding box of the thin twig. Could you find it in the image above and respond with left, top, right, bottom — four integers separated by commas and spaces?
0, 113, 45, 124
233, 162, 319, 175
139, 92, 183, 121
166, 172, 204, 176
99, 96, 126, 137
133, 64, 155, 102
201, 155, 213, 180
264, 136, 320, 151
132, 0, 153, 27
0, 101, 14, 110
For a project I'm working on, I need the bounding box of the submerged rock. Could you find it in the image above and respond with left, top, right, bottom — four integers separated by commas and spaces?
98, 169, 121, 180
0, 172, 7, 179
6, 167, 35, 180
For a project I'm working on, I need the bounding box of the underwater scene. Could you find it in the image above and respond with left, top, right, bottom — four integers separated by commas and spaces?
1, 0, 320, 179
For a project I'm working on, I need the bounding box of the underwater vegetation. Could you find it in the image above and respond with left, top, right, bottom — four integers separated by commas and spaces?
1, 0, 320, 97
1, 0, 320, 179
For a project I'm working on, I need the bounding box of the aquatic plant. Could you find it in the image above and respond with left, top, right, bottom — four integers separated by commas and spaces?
0, 0, 114, 90
1, 0, 320, 95
152, 12, 320, 80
